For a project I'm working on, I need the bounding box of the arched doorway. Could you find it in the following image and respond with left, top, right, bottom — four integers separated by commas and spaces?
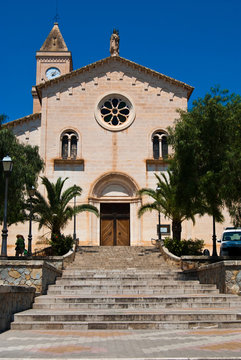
89, 172, 140, 246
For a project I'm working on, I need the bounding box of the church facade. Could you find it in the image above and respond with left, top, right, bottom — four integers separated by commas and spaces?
5, 24, 229, 254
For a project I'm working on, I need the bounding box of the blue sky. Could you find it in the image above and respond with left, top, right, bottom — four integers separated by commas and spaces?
0, 0, 240, 122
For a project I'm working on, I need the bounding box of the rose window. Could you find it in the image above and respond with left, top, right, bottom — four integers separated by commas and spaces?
95, 93, 135, 131
100, 98, 130, 126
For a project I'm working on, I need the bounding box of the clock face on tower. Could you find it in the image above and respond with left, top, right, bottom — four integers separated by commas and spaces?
46, 67, 61, 80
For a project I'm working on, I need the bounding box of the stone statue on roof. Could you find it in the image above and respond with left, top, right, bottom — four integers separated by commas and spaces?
110, 29, 119, 57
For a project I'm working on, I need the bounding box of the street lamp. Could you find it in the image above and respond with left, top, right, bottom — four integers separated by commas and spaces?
1, 156, 13, 256
28, 186, 35, 256
157, 185, 161, 241
212, 215, 218, 257
73, 184, 77, 241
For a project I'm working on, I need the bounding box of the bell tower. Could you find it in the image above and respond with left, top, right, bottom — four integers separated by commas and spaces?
32, 23, 73, 112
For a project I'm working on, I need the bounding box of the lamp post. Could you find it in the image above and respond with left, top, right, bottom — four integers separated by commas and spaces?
73, 184, 77, 241
212, 215, 218, 257
157, 185, 161, 241
28, 186, 35, 256
1, 156, 13, 257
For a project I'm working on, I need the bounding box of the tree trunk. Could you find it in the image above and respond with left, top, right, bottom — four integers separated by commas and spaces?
172, 220, 182, 241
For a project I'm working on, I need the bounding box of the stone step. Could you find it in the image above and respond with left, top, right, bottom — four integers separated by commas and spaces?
72, 266, 169, 268
34, 294, 241, 304
62, 269, 180, 274
61, 270, 184, 274
60, 276, 194, 282
47, 289, 219, 295
48, 283, 217, 291
13, 309, 240, 322
61, 271, 182, 275
55, 279, 200, 285
59, 275, 189, 281
33, 301, 241, 310
11, 319, 241, 331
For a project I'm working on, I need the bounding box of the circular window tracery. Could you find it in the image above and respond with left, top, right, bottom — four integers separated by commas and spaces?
100, 98, 130, 126
95, 93, 135, 131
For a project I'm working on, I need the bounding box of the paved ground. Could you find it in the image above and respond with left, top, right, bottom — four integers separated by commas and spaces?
0, 328, 241, 359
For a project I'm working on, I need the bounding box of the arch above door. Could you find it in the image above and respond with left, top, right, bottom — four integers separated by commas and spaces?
89, 172, 139, 201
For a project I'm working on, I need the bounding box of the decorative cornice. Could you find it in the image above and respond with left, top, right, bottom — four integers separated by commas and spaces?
36, 56, 194, 99
3, 113, 41, 128
37, 57, 71, 63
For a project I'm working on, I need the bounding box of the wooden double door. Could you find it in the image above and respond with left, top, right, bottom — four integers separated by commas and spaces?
100, 203, 130, 246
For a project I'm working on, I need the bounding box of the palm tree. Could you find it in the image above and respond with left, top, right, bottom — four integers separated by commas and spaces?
138, 171, 199, 241
31, 176, 98, 239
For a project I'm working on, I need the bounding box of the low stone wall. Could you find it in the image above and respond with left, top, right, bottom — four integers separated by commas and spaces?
0, 260, 62, 295
159, 241, 181, 267
0, 285, 35, 332
184, 260, 241, 294
63, 239, 78, 267
181, 255, 220, 270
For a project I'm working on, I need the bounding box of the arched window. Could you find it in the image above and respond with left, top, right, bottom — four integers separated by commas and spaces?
62, 135, 68, 159
161, 135, 168, 159
153, 135, 160, 159
61, 130, 78, 159
70, 135, 77, 159
152, 131, 168, 159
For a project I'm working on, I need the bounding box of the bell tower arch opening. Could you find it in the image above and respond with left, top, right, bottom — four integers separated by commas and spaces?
89, 172, 141, 246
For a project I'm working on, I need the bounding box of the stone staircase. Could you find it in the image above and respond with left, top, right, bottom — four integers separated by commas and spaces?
11, 246, 241, 330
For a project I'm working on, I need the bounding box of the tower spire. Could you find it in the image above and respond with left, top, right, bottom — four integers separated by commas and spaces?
40, 23, 68, 51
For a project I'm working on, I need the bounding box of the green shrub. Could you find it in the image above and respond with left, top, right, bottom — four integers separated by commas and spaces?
163, 237, 204, 257
50, 234, 74, 256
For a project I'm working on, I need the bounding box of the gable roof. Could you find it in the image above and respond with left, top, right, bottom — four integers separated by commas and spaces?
40, 22, 68, 52
36, 56, 194, 99
4, 113, 41, 128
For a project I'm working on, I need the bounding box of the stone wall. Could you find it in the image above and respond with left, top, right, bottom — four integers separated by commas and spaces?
0, 285, 35, 332
181, 256, 221, 270
0, 260, 62, 295
159, 241, 181, 267
184, 260, 241, 294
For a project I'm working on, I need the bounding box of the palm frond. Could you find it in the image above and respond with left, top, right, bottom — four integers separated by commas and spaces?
61, 186, 82, 209
138, 202, 159, 217
138, 188, 158, 200
75, 204, 99, 216
138, 170, 198, 225
55, 177, 68, 201
30, 177, 98, 237
41, 177, 57, 207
